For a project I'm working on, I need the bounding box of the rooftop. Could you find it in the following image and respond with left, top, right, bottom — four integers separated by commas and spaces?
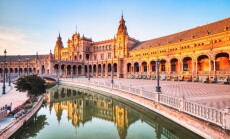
131, 17, 230, 51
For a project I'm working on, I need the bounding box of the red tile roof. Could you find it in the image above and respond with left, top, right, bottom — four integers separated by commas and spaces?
131, 17, 230, 51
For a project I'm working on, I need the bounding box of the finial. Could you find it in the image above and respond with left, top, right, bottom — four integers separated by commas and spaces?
50, 49, 52, 54
75, 25, 77, 34
122, 10, 123, 17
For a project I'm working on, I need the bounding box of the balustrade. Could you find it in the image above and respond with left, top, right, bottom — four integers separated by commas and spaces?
62, 79, 228, 129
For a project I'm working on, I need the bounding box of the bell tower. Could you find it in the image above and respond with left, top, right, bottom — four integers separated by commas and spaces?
115, 12, 129, 58
54, 33, 64, 60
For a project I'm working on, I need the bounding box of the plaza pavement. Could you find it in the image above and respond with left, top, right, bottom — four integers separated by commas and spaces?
66, 77, 230, 110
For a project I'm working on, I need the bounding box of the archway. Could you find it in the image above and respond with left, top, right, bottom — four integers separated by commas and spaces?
61, 65, 65, 77
215, 53, 229, 71
197, 55, 209, 71
84, 65, 88, 75
14, 68, 18, 74
170, 58, 178, 72
41, 65, 45, 74
160, 60, 166, 72
134, 62, 139, 72
93, 64, 97, 76
67, 65, 71, 76
183, 57, 192, 72
98, 64, 101, 73
54, 64, 59, 75
127, 63, 131, 73
150, 61, 156, 72
73, 65, 77, 76
78, 65, 82, 75
113, 63, 117, 73
141, 61, 147, 72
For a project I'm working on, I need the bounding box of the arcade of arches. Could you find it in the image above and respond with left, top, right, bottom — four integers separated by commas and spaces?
0, 17, 230, 83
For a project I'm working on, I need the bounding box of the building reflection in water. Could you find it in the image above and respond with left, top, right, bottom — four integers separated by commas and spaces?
45, 85, 202, 139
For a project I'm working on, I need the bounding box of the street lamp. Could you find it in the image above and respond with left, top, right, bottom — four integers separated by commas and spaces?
8, 59, 11, 86
27, 56, 29, 76
88, 56, 90, 81
156, 59, 161, 92
2, 49, 7, 95
18, 55, 20, 77
111, 59, 114, 84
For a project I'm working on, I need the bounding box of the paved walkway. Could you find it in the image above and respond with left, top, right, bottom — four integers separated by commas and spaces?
65, 77, 230, 110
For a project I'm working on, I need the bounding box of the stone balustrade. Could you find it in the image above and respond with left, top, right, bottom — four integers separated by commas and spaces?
62, 79, 230, 130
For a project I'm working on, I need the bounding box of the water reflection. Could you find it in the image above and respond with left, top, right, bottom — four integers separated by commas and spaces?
12, 85, 203, 139
11, 114, 48, 139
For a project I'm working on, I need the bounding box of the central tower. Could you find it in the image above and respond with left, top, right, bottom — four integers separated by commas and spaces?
115, 13, 129, 58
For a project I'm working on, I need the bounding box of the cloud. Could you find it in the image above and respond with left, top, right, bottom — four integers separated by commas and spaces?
0, 26, 50, 55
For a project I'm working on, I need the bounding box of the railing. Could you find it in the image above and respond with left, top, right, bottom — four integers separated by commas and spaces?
183, 101, 223, 126
0, 110, 7, 120
159, 95, 180, 110
0, 97, 43, 139
61, 79, 228, 130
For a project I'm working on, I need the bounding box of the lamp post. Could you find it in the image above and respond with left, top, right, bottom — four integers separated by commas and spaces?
8, 59, 11, 86
2, 49, 7, 94
88, 56, 90, 81
111, 58, 114, 84
156, 59, 161, 92
27, 56, 29, 76
18, 55, 20, 77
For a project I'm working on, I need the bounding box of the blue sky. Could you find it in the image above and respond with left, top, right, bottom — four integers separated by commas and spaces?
0, 0, 230, 55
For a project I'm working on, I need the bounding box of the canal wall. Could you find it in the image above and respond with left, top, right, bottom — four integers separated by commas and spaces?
0, 97, 43, 139
60, 80, 230, 139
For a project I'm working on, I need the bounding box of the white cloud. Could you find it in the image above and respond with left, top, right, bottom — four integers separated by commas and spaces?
0, 26, 51, 55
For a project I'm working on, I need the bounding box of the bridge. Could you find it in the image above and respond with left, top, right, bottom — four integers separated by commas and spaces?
38, 74, 59, 82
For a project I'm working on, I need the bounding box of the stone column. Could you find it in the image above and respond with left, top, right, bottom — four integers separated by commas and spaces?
213, 60, 216, 76
96, 64, 98, 78
168, 61, 171, 74
65, 67, 67, 78
76, 66, 78, 77
178, 62, 180, 73
71, 66, 73, 78
196, 60, 198, 75
105, 63, 108, 78
101, 64, 103, 78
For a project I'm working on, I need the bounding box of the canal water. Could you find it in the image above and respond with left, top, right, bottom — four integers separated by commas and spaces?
11, 85, 203, 139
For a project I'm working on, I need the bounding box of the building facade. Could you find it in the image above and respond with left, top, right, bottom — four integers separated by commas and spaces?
1, 15, 230, 83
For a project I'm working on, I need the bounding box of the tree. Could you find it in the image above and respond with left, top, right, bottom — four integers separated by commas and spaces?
15, 75, 47, 97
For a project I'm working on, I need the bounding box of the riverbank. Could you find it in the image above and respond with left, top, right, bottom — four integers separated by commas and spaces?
0, 97, 43, 139
60, 79, 230, 139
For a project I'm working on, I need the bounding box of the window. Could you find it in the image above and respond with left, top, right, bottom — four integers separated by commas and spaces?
108, 52, 111, 59
101, 53, 104, 60
94, 54, 97, 60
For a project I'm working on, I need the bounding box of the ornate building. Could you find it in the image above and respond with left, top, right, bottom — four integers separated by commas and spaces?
1, 15, 230, 83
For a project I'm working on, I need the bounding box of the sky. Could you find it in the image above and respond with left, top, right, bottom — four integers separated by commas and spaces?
0, 0, 230, 55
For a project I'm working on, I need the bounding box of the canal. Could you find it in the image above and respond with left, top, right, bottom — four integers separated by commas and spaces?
11, 85, 203, 139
